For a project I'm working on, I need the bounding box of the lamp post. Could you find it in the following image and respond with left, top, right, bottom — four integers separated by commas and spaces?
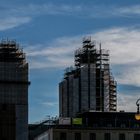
135, 98, 140, 120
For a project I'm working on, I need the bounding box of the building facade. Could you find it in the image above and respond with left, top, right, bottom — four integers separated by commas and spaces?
0, 40, 30, 140
59, 38, 117, 117
34, 128, 140, 140
29, 112, 140, 140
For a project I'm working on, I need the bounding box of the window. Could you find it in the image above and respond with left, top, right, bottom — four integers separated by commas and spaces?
134, 134, 140, 140
60, 132, 67, 140
104, 133, 110, 140
90, 133, 96, 140
75, 133, 81, 140
119, 133, 125, 140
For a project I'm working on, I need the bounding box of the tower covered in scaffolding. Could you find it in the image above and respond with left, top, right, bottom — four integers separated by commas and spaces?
0, 40, 30, 140
59, 38, 117, 117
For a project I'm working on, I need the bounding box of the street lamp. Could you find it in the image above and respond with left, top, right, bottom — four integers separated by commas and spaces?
135, 98, 140, 120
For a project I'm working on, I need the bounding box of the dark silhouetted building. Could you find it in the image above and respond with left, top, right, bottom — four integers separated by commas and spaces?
0, 40, 30, 140
59, 38, 117, 117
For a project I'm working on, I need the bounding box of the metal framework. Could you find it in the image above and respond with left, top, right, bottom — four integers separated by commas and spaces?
0, 40, 29, 140
59, 38, 117, 117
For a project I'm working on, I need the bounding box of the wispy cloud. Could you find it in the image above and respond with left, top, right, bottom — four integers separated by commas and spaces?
0, 17, 31, 31
42, 101, 58, 107
26, 27, 140, 66
26, 26, 140, 88
116, 66, 140, 87
92, 27, 140, 86
118, 92, 138, 112
1, 3, 140, 31
93, 27, 140, 65
2, 4, 82, 19
24, 4, 140, 18
0, 3, 82, 31
119, 5, 140, 16
26, 37, 81, 69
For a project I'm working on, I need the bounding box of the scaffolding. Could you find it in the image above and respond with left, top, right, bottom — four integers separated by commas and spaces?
0, 40, 25, 63
0, 40, 29, 140
59, 37, 117, 117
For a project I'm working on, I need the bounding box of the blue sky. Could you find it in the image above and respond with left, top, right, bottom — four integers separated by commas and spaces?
1, 0, 140, 123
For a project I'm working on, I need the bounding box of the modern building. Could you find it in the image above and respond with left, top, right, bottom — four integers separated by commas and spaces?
0, 40, 30, 140
59, 38, 117, 117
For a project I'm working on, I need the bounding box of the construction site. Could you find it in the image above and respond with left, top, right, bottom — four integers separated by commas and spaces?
3, 38, 140, 140
29, 38, 140, 140
0, 40, 30, 140
59, 37, 117, 117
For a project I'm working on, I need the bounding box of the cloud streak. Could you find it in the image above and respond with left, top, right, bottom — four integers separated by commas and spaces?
26, 37, 81, 69
119, 5, 140, 16
42, 101, 58, 107
92, 27, 140, 86
0, 3, 82, 31
21, 4, 140, 18
0, 17, 31, 31
93, 27, 140, 65
117, 92, 138, 112
1, 3, 140, 31
25, 26, 140, 88
27, 27, 140, 66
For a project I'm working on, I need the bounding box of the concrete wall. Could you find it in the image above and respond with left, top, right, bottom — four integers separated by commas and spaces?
0, 60, 29, 139
41, 128, 140, 140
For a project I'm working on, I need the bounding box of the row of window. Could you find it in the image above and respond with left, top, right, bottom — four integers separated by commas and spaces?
59, 132, 140, 140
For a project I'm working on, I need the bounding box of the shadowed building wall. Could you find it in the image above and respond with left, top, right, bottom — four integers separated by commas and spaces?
0, 40, 30, 140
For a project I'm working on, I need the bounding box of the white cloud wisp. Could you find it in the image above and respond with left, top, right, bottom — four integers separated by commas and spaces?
1, 3, 140, 31
117, 92, 139, 112
26, 27, 140, 88
0, 17, 31, 31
